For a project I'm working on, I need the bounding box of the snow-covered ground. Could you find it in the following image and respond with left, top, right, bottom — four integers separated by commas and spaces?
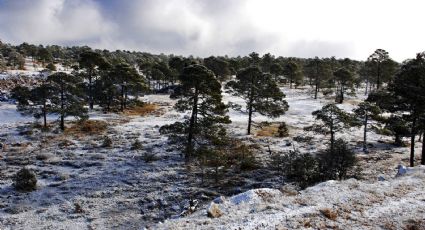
0, 85, 423, 229
159, 166, 425, 229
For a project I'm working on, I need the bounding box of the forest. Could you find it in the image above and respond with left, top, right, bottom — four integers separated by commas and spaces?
0, 39, 425, 229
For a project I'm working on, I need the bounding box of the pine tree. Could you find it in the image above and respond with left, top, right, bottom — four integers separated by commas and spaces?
353, 102, 381, 152
109, 62, 146, 111
284, 61, 302, 89
366, 49, 398, 90
333, 68, 354, 103
226, 66, 288, 135
203, 56, 231, 82
309, 104, 354, 151
79, 51, 108, 109
160, 64, 230, 162
388, 53, 425, 166
11, 84, 53, 128
48, 72, 87, 130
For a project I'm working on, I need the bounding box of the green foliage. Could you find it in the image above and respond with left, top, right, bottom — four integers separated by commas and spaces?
366, 49, 398, 89
45, 63, 56, 71
308, 104, 355, 150
48, 72, 88, 130
272, 139, 357, 188
226, 66, 288, 134
131, 139, 143, 150
333, 68, 354, 103
277, 122, 289, 137
102, 136, 113, 148
284, 61, 303, 88
13, 168, 37, 192
160, 64, 230, 161
11, 83, 54, 128
203, 56, 231, 81
318, 139, 357, 180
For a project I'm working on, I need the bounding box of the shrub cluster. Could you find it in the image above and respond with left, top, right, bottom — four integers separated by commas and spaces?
272, 139, 357, 188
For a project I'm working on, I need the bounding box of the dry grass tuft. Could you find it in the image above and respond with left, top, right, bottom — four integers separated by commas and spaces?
320, 208, 338, 221
256, 125, 279, 137
124, 103, 159, 116
65, 120, 108, 136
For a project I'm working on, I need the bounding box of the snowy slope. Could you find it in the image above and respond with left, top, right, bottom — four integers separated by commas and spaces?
159, 166, 425, 230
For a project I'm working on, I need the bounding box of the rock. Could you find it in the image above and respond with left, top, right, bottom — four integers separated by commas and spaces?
213, 196, 226, 204
396, 165, 407, 177
207, 203, 223, 218
378, 176, 385, 181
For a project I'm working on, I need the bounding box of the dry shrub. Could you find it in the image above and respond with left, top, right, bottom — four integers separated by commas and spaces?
65, 120, 107, 135
124, 103, 159, 116
256, 125, 279, 137
256, 122, 289, 137
320, 208, 338, 221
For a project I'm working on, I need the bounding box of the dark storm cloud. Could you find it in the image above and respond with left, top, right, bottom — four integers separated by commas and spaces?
1, 0, 423, 60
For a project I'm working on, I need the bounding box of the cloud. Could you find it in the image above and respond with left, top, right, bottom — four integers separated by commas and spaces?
0, 0, 113, 45
0, 0, 424, 61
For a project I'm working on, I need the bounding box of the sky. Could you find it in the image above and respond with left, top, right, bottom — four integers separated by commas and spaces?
0, 0, 424, 61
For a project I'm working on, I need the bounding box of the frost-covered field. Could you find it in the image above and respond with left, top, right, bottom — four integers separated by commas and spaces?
0, 77, 423, 229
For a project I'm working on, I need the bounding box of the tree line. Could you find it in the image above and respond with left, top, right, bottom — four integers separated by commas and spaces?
5, 39, 425, 184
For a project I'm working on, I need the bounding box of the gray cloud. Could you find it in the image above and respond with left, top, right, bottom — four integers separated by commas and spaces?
0, 0, 424, 61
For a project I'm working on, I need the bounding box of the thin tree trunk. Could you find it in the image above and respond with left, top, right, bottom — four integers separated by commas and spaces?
89, 69, 94, 110
376, 62, 381, 90
120, 84, 125, 112
330, 119, 335, 152
410, 117, 417, 167
247, 103, 253, 135
363, 114, 368, 152
421, 133, 425, 165
43, 102, 47, 129
60, 87, 65, 131
186, 89, 198, 162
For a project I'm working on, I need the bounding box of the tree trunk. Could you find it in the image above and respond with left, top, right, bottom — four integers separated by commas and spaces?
363, 114, 368, 153
89, 69, 94, 110
365, 77, 369, 95
410, 117, 416, 167
376, 62, 381, 90
43, 102, 47, 129
421, 133, 425, 165
186, 89, 198, 162
60, 87, 65, 131
247, 79, 255, 135
330, 119, 335, 152
120, 84, 125, 112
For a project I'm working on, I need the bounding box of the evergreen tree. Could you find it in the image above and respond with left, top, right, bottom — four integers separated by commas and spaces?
226, 66, 288, 135
333, 68, 354, 103
110, 62, 146, 111
309, 104, 354, 151
160, 64, 230, 161
388, 53, 425, 166
260, 53, 274, 73
203, 56, 231, 82
353, 102, 381, 152
48, 72, 87, 130
11, 84, 54, 128
270, 63, 283, 82
284, 61, 302, 89
366, 49, 398, 90
79, 51, 108, 109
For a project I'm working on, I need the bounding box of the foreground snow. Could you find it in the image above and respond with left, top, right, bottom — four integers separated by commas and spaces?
159, 166, 425, 229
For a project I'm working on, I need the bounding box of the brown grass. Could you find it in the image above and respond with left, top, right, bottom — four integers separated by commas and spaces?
256, 125, 279, 137
124, 103, 159, 116
320, 208, 338, 221
65, 120, 108, 135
